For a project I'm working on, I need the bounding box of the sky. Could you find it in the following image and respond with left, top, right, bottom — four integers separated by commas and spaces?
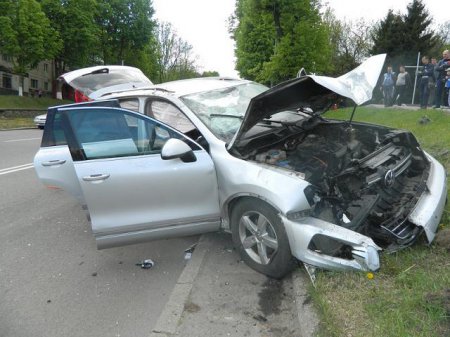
152, 0, 448, 78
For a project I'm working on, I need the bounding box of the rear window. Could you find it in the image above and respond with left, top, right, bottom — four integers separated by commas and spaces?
69, 68, 151, 96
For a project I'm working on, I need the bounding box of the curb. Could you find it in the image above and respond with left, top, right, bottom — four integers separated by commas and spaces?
150, 235, 209, 337
293, 270, 319, 336
0, 127, 38, 131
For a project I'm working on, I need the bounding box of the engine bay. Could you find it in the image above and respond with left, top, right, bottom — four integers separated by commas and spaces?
245, 120, 430, 252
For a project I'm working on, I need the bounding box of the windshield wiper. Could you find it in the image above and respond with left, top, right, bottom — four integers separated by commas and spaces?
262, 119, 298, 126
210, 114, 243, 120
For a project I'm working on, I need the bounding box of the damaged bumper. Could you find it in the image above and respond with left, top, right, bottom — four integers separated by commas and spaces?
282, 153, 447, 272
283, 215, 382, 272
408, 153, 447, 243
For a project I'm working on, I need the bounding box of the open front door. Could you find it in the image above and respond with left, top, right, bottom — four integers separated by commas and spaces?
60, 106, 221, 249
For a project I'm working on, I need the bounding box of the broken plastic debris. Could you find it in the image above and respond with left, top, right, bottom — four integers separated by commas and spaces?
136, 259, 154, 269
253, 314, 268, 322
184, 243, 197, 260
303, 263, 317, 287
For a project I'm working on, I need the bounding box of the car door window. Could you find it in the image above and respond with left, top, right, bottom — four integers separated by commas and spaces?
64, 108, 191, 160
41, 100, 121, 147
146, 100, 195, 133
119, 98, 140, 112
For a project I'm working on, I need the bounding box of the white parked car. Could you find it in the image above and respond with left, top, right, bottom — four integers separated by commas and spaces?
33, 114, 47, 129
34, 55, 447, 278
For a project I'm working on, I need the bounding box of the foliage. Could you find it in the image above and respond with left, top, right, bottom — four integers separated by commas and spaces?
96, 0, 156, 65
0, 0, 61, 87
154, 22, 199, 83
0, 95, 70, 109
201, 71, 220, 77
371, 0, 440, 67
4, 0, 214, 85
322, 9, 372, 75
231, 0, 331, 85
40, 0, 100, 76
432, 20, 450, 55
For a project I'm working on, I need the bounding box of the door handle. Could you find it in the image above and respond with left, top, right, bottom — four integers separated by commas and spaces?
42, 159, 66, 166
82, 174, 110, 182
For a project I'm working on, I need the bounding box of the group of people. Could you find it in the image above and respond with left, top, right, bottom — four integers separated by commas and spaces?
381, 49, 450, 109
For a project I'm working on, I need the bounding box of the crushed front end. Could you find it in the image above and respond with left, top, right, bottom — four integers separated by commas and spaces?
244, 120, 447, 271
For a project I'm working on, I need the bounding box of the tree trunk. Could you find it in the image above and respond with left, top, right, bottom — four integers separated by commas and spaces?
18, 75, 24, 96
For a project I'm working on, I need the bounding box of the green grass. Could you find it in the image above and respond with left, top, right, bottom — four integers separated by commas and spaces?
0, 116, 35, 129
0, 95, 70, 109
313, 106, 450, 337
0, 95, 72, 129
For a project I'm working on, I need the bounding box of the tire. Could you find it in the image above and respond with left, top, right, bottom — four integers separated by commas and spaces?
230, 198, 294, 279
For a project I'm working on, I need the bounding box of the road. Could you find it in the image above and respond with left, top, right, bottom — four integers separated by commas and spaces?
0, 129, 199, 337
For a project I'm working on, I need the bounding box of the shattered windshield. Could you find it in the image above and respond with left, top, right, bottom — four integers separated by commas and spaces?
181, 83, 268, 142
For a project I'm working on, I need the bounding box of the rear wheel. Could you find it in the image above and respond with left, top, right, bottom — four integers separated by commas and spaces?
231, 199, 294, 279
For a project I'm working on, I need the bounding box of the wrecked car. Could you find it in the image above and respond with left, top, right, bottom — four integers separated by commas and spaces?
34, 54, 447, 278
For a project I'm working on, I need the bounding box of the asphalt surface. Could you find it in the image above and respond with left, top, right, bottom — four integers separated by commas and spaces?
0, 129, 199, 337
150, 233, 317, 337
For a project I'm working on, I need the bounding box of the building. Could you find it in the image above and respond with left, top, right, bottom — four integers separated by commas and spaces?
0, 53, 55, 97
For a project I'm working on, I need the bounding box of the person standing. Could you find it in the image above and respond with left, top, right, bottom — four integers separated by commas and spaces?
445, 68, 450, 108
433, 50, 450, 108
429, 57, 438, 106
381, 66, 396, 107
395, 65, 411, 106
419, 56, 434, 109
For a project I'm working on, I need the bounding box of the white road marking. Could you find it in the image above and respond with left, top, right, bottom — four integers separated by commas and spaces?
0, 163, 34, 175
4, 137, 42, 143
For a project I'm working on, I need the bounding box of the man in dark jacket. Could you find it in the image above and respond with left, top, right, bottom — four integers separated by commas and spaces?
433, 50, 450, 108
381, 66, 396, 107
419, 56, 434, 109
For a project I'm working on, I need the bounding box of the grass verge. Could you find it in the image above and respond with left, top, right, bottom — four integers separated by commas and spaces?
0, 117, 35, 129
313, 106, 450, 337
0, 95, 72, 129
0, 95, 69, 109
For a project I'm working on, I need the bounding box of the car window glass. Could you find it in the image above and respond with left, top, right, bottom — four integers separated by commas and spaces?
66, 108, 196, 160
41, 111, 68, 146
68, 68, 151, 96
146, 100, 195, 133
52, 113, 67, 145
119, 98, 139, 112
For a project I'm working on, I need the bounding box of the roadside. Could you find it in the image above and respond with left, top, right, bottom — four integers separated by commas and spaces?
0, 95, 71, 130
367, 103, 450, 114
151, 232, 318, 337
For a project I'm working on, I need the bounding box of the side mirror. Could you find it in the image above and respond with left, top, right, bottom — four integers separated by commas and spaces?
161, 138, 197, 163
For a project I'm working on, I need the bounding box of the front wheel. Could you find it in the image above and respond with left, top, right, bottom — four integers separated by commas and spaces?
231, 199, 294, 279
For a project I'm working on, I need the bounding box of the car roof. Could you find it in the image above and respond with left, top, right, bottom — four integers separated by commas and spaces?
101, 77, 253, 99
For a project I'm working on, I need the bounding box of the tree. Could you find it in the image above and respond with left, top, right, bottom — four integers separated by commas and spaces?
323, 9, 372, 75
371, 0, 439, 67
230, 0, 276, 83
201, 71, 220, 77
96, 0, 156, 65
154, 22, 199, 83
0, 0, 61, 95
40, 0, 100, 76
430, 20, 450, 56
231, 0, 331, 85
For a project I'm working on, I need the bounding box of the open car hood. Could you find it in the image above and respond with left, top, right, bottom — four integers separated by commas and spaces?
57, 65, 152, 100
229, 54, 386, 150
